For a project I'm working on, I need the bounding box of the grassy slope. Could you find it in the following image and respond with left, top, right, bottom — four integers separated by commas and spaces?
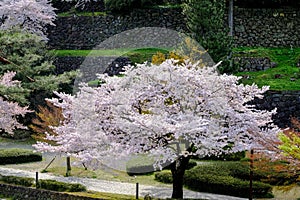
53, 47, 169, 58
234, 47, 300, 90
54, 47, 300, 90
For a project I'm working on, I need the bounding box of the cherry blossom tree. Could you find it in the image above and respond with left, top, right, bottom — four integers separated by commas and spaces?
0, 71, 31, 134
34, 59, 280, 199
0, 0, 57, 39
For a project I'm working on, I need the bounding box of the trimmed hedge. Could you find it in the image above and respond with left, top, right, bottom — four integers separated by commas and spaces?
162, 160, 197, 171
155, 171, 173, 184
0, 175, 86, 193
39, 179, 86, 192
127, 157, 197, 176
183, 171, 272, 198
0, 175, 34, 187
229, 161, 297, 185
155, 161, 276, 198
198, 151, 246, 161
0, 148, 42, 165
154, 160, 197, 184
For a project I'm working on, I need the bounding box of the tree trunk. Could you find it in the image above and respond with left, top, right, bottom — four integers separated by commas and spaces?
170, 155, 191, 199
66, 156, 71, 177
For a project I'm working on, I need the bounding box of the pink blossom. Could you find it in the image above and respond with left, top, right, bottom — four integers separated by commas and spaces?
34, 59, 280, 169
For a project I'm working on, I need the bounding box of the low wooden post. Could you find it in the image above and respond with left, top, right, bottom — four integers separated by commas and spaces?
249, 149, 254, 200
136, 182, 139, 199
36, 172, 39, 189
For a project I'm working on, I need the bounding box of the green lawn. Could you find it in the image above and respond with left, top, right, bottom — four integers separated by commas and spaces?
53, 47, 169, 58
53, 47, 300, 90
234, 47, 300, 90
57, 11, 107, 17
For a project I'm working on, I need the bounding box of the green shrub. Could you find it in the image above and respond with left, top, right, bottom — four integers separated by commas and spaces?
39, 179, 86, 192
163, 160, 197, 170
155, 160, 197, 184
155, 171, 173, 184
186, 160, 197, 169
0, 148, 42, 165
183, 170, 272, 198
200, 151, 246, 161
0, 175, 34, 187
229, 161, 297, 185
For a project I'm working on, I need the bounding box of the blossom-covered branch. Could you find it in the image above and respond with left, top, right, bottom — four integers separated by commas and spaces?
0, 0, 56, 38
0, 71, 31, 134
34, 59, 280, 198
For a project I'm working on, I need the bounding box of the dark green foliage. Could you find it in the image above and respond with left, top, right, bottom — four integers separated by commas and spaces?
183, 171, 272, 198
0, 31, 77, 107
154, 160, 197, 184
186, 160, 197, 169
0, 148, 42, 165
0, 175, 34, 187
199, 151, 246, 161
154, 161, 273, 198
155, 171, 173, 183
39, 179, 86, 192
230, 161, 298, 185
183, 0, 233, 73
163, 160, 197, 170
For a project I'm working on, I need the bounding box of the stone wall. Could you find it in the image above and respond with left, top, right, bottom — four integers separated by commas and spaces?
252, 90, 300, 128
0, 183, 101, 200
233, 57, 277, 72
47, 7, 300, 50
47, 8, 186, 50
234, 8, 300, 47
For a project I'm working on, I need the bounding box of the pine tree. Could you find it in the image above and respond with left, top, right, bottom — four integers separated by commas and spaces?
0, 31, 77, 108
184, 0, 233, 73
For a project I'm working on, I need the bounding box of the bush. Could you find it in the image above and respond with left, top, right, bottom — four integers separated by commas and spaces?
199, 151, 246, 161
155, 160, 197, 184
184, 170, 272, 198
186, 160, 197, 169
39, 179, 86, 192
155, 171, 172, 183
0, 148, 42, 165
0, 175, 34, 187
163, 160, 197, 171
191, 161, 281, 184
225, 160, 298, 185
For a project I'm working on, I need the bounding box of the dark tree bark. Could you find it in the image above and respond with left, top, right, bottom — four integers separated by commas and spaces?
170, 155, 191, 199
66, 156, 71, 177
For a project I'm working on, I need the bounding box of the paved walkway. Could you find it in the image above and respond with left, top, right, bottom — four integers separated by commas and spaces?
0, 166, 247, 200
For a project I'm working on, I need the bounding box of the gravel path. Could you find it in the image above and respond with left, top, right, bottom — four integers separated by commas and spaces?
0, 166, 247, 200
0, 142, 247, 199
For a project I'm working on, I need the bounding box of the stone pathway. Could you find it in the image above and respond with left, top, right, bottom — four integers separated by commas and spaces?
0, 166, 247, 200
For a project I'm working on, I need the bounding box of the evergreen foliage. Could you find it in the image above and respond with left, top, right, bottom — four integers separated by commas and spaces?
183, 0, 233, 73
0, 31, 77, 107
0, 148, 42, 164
